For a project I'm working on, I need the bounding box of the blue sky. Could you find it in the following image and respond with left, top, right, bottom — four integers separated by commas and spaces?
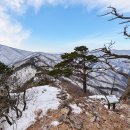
0, 0, 130, 52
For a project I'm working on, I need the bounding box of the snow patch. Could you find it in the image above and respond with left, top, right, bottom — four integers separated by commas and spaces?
70, 104, 82, 114
89, 95, 106, 100
51, 121, 60, 126
11, 66, 37, 85
4, 85, 60, 130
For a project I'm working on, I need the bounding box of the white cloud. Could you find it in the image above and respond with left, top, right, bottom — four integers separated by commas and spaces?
27, 0, 44, 12
82, 0, 130, 12
3, 0, 26, 14
0, 0, 130, 49
2, 0, 130, 15
0, 5, 30, 48
4, 0, 130, 14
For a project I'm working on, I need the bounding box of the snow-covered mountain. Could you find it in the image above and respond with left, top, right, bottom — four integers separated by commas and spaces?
0, 44, 60, 66
0, 44, 32, 65
0, 44, 130, 96
0, 44, 61, 89
1, 44, 130, 130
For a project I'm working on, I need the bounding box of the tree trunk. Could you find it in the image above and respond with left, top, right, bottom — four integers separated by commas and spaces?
3, 114, 12, 125
13, 106, 22, 118
23, 90, 26, 111
83, 61, 87, 93
83, 74, 87, 93
110, 75, 116, 95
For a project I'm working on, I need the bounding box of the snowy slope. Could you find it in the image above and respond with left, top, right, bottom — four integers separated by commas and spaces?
0, 44, 130, 96
0, 44, 60, 66
0, 44, 129, 70
86, 49, 130, 96
2, 85, 60, 130
13, 52, 60, 68
0, 44, 32, 65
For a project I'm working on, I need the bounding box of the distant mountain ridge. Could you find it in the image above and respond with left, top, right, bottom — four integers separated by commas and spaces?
0, 44, 32, 65
0, 44, 130, 96
1, 44, 130, 65
0, 44, 60, 66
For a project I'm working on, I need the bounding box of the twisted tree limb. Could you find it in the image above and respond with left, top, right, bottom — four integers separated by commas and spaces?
102, 6, 130, 38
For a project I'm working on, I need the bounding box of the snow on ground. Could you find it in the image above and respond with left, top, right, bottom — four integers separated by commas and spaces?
11, 66, 37, 85
89, 95, 106, 100
4, 85, 60, 130
70, 104, 82, 114
51, 121, 60, 126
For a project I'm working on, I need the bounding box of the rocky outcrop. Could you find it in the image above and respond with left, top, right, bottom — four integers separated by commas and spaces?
27, 92, 130, 130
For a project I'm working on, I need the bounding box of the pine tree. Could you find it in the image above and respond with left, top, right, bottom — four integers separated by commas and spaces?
0, 62, 12, 75
49, 46, 98, 93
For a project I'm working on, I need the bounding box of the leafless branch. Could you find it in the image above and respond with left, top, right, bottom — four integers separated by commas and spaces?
93, 42, 129, 78
102, 6, 130, 38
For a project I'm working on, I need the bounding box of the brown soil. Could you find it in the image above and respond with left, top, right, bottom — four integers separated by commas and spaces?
26, 98, 130, 130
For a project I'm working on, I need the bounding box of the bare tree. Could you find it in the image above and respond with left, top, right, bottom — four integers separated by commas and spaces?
98, 6, 130, 98
102, 6, 130, 38
0, 63, 28, 126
